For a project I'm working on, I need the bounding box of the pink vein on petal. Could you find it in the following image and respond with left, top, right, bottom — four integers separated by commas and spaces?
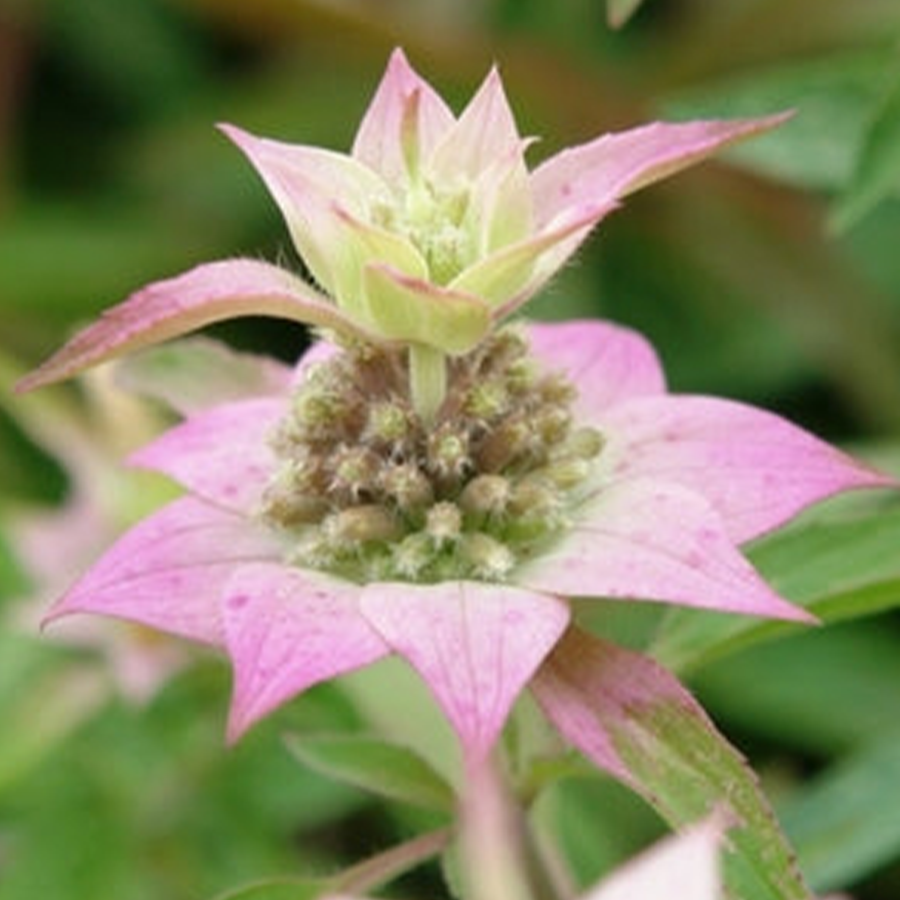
129, 398, 284, 514
361, 581, 569, 767
46, 498, 281, 646
223, 563, 389, 741
514, 478, 813, 622
601, 394, 897, 543
525, 320, 666, 417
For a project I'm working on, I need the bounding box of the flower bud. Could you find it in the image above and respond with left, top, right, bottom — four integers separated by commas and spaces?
425, 502, 463, 543
459, 474, 510, 516
325, 505, 399, 544
462, 532, 515, 580
381, 463, 434, 511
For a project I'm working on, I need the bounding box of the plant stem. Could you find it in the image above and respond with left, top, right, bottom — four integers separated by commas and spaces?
331, 826, 452, 895
409, 343, 447, 425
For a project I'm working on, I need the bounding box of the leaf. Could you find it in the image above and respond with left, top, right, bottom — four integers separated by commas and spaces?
783, 732, 900, 892
691, 622, 900, 754
662, 49, 895, 190
833, 68, 900, 230
532, 628, 811, 900
651, 494, 900, 673
607, 0, 646, 28
115, 337, 292, 417
286, 732, 456, 812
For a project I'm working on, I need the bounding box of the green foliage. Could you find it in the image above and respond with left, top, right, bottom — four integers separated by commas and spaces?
286, 733, 455, 813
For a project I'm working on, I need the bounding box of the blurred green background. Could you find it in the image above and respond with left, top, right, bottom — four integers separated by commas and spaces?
2, 1, 900, 898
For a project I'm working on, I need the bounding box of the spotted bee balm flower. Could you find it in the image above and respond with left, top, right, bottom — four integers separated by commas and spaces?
18, 50, 891, 776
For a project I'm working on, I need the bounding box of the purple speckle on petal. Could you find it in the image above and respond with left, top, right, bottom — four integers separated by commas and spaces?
228, 593, 250, 610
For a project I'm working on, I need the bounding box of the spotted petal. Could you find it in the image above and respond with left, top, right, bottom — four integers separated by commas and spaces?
17, 260, 380, 392
46, 498, 281, 645
129, 398, 283, 514
531, 113, 791, 230
514, 478, 813, 621
525, 320, 666, 416
361, 581, 570, 767
223, 563, 389, 740
602, 395, 894, 544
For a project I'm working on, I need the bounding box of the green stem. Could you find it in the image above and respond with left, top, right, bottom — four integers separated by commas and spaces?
331, 826, 452, 895
409, 342, 447, 425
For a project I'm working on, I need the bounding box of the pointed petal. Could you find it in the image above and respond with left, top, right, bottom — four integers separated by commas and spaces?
583, 817, 723, 900
602, 395, 896, 544
222, 125, 426, 302
352, 48, 455, 184
115, 337, 292, 417
430, 67, 524, 180
514, 478, 813, 621
46, 498, 281, 645
361, 581, 569, 767
531, 113, 791, 229
17, 260, 379, 392
452, 202, 616, 309
223, 563, 388, 740
525, 320, 666, 416
532, 628, 811, 900
362, 263, 492, 355
129, 398, 283, 514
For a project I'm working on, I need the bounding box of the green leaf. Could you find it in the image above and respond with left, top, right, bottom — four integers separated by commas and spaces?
693, 622, 900, 754
662, 49, 896, 190
833, 69, 900, 230
784, 732, 900, 892
651, 493, 900, 673
286, 733, 456, 813
115, 337, 292, 417
533, 629, 811, 900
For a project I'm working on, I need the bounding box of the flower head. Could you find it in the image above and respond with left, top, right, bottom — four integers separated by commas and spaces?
16, 51, 893, 774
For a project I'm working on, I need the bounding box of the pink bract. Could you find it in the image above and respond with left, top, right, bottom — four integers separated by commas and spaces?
44, 321, 889, 770
19, 50, 790, 390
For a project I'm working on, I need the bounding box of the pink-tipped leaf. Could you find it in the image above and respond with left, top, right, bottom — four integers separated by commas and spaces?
17, 260, 380, 392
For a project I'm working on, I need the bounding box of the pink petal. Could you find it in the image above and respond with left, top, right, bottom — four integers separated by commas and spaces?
221, 125, 426, 301
452, 202, 616, 310
17, 260, 378, 392
602, 395, 896, 544
129, 398, 284, 514
525, 320, 666, 415
352, 48, 455, 184
514, 478, 813, 622
360, 581, 570, 767
223, 563, 389, 740
531, 114, 791, 230
430, 67, 524, 180
46, 498, 281, 645
583, 817, 724, 900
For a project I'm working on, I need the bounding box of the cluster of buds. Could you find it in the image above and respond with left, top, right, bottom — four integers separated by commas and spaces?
259, 327, 604, 584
